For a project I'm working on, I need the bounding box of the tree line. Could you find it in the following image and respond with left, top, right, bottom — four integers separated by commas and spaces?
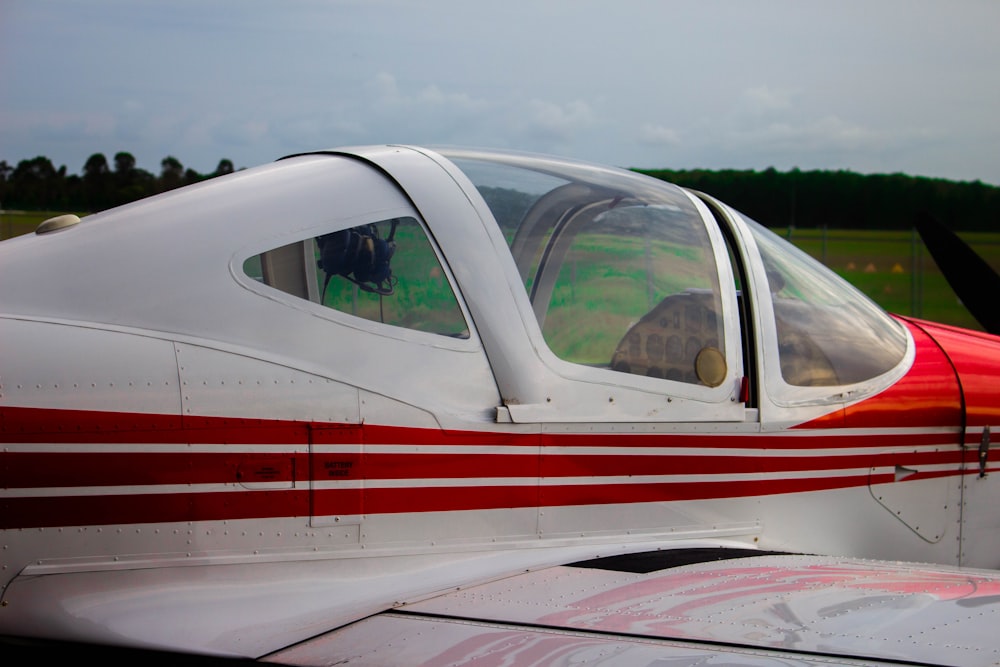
0, 152, 236, 212
2, 151, 999, 232
638, 167, 1000, 232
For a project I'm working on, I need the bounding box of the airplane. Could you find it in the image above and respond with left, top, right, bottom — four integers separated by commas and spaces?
2, 144, 999, 666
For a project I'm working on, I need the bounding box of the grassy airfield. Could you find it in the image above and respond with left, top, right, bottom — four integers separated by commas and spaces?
1, 210, 63, 239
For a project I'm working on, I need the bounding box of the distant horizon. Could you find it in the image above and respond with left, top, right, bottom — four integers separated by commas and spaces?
5, 149, 998, 189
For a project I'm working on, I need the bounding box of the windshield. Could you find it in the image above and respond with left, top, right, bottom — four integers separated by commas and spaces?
746, 217, 908, 387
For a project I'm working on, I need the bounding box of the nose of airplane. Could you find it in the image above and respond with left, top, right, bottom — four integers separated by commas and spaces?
910, 318, 1000, 435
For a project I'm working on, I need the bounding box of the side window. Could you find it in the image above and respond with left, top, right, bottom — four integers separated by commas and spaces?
540, 205, 726, 386
243, 217, 469, 338
452, 156, 728, 388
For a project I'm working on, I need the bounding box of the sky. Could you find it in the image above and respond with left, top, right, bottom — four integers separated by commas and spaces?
2, 0, 999, 184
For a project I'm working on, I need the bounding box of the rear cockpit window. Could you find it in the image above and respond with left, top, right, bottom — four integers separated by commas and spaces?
450, 154, 728, 387
243, 217, 469, 338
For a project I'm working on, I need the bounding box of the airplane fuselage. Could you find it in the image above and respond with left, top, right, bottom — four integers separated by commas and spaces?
2, 145, 998, 657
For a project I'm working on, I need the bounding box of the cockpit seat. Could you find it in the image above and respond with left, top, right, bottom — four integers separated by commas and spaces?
611, 289, 724, 386
773, 301, 840, 386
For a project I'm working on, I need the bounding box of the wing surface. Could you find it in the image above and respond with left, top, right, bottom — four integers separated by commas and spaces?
269, 552, 1000, 667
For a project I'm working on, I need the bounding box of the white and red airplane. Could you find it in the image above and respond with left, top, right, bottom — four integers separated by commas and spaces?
2, 145, 999, 666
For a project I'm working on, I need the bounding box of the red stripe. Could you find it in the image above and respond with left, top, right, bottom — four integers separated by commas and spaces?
537, 450, 963, 478
3, 489, 311, 528
540, 431, 955, 450
0, 405, 979, 529
1, 406, 316, 445
360, 423, 537, 448
3, 448, 968, 489
6, 467, 992, 530
1, 406, 960, 449
4, 452, 307, 487
538, 476, 873, 507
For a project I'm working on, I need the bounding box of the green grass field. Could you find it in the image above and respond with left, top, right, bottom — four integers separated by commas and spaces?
0, 210, 72, 239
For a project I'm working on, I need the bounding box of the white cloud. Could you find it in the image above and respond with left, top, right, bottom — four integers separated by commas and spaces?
742, 85, 796, 115
745, 116, 877, 152
211, 119, 270, 147
416, 85, 488, 112
513, 99, 596, 146
365, 73, 489, 114
638, 123, 681, 146
531, 100, 595, 129
2, 111, 115, 141
367, 72, 402, 105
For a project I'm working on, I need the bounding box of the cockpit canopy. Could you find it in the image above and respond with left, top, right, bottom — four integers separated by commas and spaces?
242, 147, 908, 405
442, 149, 908, 392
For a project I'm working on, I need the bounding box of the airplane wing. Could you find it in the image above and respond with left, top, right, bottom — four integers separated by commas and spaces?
268, 551, 1000, 667
6, 549, 998, 666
